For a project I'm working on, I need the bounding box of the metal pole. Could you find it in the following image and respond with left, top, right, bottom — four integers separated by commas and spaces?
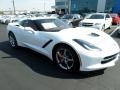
44, 0, 45, 12
12, 0, 16, 15
68, 0, 71, 14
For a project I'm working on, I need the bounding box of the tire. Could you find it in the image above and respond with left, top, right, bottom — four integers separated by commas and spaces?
102, 25, 105, 31
8, 32, 18, 48
53, 45, 80, 72
108, 25, 111, 29
108, 23, 112, 29
69, 22, 73, 27
117, 22, 120, 26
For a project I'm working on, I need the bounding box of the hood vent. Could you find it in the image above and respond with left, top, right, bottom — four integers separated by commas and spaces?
89, 33, 100, 37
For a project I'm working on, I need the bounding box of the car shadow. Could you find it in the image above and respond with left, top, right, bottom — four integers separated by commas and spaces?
0, 41, 104, 79
111, 30, 120, 39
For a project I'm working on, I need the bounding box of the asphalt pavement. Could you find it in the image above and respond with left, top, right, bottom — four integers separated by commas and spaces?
0, 24, 120, 90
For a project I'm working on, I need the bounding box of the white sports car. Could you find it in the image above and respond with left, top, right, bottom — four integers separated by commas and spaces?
7, 17, 120, 72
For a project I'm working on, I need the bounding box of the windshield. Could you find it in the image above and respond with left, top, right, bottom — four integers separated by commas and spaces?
35, 19, 71, 32
61, 15, 73, 19
86, 14, 104, 19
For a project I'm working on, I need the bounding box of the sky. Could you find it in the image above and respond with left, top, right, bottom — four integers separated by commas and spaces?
0, 0, 55, 11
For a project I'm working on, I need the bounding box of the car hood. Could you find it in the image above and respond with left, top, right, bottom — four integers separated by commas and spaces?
81, 19, 104, 23
57, 27, 119, 51
61, 19, 72, 23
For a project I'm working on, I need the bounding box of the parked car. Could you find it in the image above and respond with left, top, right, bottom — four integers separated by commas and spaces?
5, 15, 31, 24
0, 15, 2, 20
7, 17, 120, 72
5, 15, 18, 24
0, 15, 10, 24
79, 13, 112, 31
60, 14, 83, 27
110, 13, 120, 25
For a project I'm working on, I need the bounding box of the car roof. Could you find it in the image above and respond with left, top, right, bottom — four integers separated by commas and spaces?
20, 17, 56, 21
91, 13, 108, 15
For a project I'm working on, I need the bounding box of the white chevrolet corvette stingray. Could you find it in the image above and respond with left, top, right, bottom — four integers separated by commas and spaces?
7, 17, 120, 72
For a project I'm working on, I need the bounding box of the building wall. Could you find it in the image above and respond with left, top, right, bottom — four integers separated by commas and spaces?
73, 0, 115, 13
105, 0, 114, 10
71, 0, 79, 13
55, 0, 67, 2
78, 0, 98, 12
97, 0, 106, 12
112, 0, 120, 13
55, 0, 68, 10
55, 0, 116, 13
56, 0, 66, 6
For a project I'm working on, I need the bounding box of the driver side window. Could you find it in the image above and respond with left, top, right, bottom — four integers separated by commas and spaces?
20, 20, 38, 31
23, 20, 29, 27
19, 20, 26, 27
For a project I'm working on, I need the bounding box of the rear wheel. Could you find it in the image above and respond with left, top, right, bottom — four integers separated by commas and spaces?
53, 45, 80, 72
8, 32, 18, 48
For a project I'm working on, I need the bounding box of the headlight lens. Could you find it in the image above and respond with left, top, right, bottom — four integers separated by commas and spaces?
73, 39, 102, 51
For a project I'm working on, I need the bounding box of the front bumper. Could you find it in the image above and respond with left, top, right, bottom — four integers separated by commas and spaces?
79, 51, 119, 71
80, 24, 103, 30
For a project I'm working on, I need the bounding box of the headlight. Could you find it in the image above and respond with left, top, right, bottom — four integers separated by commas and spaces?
73, 39, 102, 51
95, 23, 101, 25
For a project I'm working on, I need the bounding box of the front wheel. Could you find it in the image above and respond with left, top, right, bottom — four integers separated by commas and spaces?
8, 32, 18, 48
102, 25, 105, 31
53, 45, 80, 72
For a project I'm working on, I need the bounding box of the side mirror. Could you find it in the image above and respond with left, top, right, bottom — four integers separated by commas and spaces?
15, 23, 20, 27
24, 27, 34, 31
24, 27, 35, 34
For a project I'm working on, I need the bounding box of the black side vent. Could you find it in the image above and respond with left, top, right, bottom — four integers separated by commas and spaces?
42, 40, 53, 48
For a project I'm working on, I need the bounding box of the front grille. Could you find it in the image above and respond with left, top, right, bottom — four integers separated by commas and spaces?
82, 23, 93, 26
101, 53, 118, 64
